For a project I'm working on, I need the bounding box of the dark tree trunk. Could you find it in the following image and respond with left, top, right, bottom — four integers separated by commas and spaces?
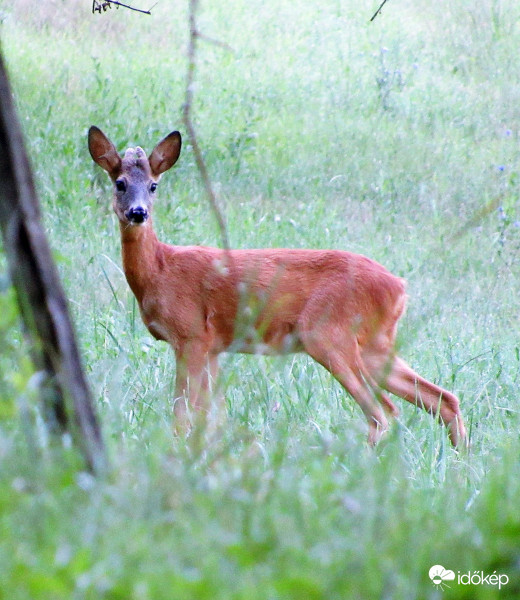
0, 51, 105, 474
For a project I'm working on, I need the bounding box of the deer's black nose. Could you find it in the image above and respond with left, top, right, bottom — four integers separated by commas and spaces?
126, 206, 148, 223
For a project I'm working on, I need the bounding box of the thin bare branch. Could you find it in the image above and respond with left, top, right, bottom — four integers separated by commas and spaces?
449, 194, 504, 243
183, 0, 230, 251
370, 0, 390, 22
197, 32, 236, 55
92, 0, 155, 15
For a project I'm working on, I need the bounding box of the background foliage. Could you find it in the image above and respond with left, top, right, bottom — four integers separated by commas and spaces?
1, 0, 520, 598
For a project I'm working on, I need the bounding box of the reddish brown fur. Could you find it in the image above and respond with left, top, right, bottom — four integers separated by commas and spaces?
88, 126, 467, 447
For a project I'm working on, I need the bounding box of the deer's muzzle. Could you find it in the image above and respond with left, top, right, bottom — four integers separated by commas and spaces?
125, 206, 148, 224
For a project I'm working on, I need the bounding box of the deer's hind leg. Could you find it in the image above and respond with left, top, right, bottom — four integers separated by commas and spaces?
300, 329, 391, 445
382, 357, 466, 447
361, 332, 466, 447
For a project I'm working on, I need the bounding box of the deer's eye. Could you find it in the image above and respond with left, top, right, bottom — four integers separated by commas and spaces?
150, 182, 158, 193
115, 179, 126, 192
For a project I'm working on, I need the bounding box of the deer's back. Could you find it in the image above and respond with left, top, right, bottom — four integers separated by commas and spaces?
139, 245, 406, 352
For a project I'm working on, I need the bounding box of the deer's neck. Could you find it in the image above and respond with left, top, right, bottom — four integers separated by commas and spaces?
119, 220, 161, 303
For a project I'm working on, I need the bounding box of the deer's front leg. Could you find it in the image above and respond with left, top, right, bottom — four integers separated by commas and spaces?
200, 353, 220, 404
173, 340, 218, 434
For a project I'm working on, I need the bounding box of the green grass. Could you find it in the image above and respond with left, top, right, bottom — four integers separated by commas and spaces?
1, 0, 520, 597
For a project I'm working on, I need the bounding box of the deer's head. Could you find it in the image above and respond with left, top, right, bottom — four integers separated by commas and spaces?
88, 126, 181, 225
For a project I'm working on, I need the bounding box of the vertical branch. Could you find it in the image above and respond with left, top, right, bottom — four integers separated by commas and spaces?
0, 51, 106, 474
183, 0, 230, 251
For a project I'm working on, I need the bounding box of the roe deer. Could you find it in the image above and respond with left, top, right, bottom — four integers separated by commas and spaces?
88, 126, 466, 447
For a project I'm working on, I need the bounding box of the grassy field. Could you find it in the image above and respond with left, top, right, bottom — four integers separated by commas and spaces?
1, 0, 520, 597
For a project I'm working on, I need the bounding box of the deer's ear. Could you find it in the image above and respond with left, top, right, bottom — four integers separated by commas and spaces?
88, 126, 122, 177
149, 131, 182, 177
